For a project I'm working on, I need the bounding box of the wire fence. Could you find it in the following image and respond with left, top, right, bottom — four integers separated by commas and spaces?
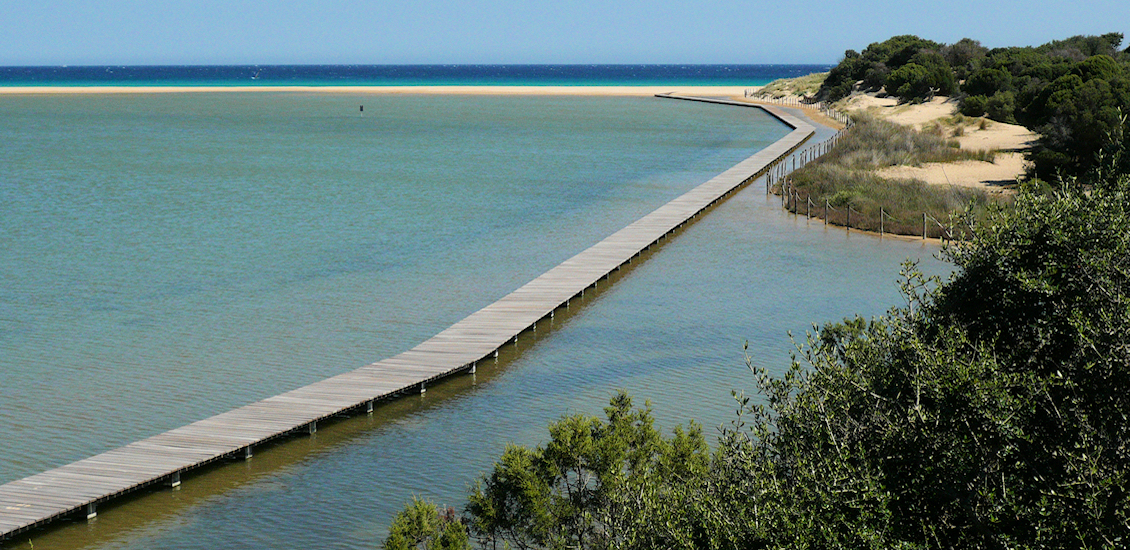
777, 183, 959, 239
743, 91, 854, 127
757, 110, 962, 241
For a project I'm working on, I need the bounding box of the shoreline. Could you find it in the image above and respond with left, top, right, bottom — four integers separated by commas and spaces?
0, 85, 758, 96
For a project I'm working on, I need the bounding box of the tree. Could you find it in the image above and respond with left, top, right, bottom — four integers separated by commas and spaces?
818, 35, 947, 101
886, 54, 955, 102
943, 38, 988, 80
1028, 56, 1130, 178
465, 393, 710, 550
961, 67, 1013, 97
384, 498, 470, 550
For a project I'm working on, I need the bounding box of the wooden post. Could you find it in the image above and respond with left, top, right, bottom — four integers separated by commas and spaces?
880, 208, 884, 236
825, 199, 829, 225
847, 207, 850, 230
169, 471, 181, 487
308, 421, 318, 434
86, 503, 97, 520
923, 212, 927, 239
366, 400, 374, 414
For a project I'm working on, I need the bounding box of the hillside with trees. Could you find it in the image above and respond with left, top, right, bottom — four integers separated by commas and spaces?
818, 33, 1130, 180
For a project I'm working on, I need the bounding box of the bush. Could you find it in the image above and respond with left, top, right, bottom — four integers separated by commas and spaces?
384, 498, 470, 550
962, 67, 1013, 96
886, 55, 956, 101
984, 90, 1016, 122
960, 94, 989, 117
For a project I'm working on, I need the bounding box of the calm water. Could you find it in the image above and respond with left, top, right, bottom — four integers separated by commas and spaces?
0, 94, 946, 549
0, 64, 831, 87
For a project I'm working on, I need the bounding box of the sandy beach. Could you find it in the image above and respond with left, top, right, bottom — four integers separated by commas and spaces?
0, 85, 757, 96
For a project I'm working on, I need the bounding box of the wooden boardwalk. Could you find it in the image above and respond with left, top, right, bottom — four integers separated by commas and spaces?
0, 97, 814, 540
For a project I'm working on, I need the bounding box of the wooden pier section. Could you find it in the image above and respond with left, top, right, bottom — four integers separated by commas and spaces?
0, 97, 814, 540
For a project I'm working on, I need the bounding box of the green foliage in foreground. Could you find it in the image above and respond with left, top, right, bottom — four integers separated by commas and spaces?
384, 498, 469, 550
783, 114, 998, 236
385, 176, 1130, 549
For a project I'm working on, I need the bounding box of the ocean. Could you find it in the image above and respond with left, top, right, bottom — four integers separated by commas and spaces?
0, 67, 943, 549
0, 64, 830, 87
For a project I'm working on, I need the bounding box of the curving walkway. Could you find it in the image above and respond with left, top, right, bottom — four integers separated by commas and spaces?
0, 98, 813, 541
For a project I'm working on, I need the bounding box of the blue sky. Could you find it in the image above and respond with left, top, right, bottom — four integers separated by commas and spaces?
2, 0, 1127, 65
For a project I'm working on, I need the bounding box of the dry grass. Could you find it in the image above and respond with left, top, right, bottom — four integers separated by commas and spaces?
759, 72, 828, 99
779, 114, 1008, 237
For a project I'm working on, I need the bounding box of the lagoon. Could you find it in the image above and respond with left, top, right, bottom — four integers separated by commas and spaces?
0, 93, 946, 549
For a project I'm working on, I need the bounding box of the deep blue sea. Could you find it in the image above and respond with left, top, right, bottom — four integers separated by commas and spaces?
0, 64, 830, 87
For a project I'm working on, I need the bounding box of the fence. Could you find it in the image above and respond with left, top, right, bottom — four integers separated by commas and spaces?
761, 110, 959, 241
777, 181, 957, 239
743, 91, 854, 127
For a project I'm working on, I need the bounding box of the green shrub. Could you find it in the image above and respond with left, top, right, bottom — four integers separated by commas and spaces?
962, 67, 1013, 96
984, 90, 1016, 122
384, 498, 470, 550
960, 94, 989, 116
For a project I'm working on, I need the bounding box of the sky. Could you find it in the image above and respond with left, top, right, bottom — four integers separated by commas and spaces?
1, 0, 1128, 66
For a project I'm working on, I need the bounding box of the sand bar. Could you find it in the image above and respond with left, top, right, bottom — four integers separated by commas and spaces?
0, 85, 758, 96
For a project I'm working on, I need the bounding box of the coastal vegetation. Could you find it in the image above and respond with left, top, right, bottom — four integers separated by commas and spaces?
755, 72, 827, 99
778, 113, 997, 237
817, 32, 1130, 180
384, 170, 1130, 549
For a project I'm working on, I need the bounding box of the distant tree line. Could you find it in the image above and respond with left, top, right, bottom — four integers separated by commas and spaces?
818, 33, 1130, 180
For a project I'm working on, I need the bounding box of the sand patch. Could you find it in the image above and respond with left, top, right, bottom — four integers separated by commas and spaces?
842, 93, 1037, 194
876, 153, 1027, 193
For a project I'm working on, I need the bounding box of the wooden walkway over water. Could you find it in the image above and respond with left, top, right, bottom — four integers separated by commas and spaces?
0, 97, 814, 541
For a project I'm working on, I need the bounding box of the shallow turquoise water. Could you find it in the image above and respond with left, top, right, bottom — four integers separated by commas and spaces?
0, 95, 947, 549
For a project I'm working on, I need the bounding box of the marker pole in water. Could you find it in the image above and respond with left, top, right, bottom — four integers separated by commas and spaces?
360, 105, 364, 116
